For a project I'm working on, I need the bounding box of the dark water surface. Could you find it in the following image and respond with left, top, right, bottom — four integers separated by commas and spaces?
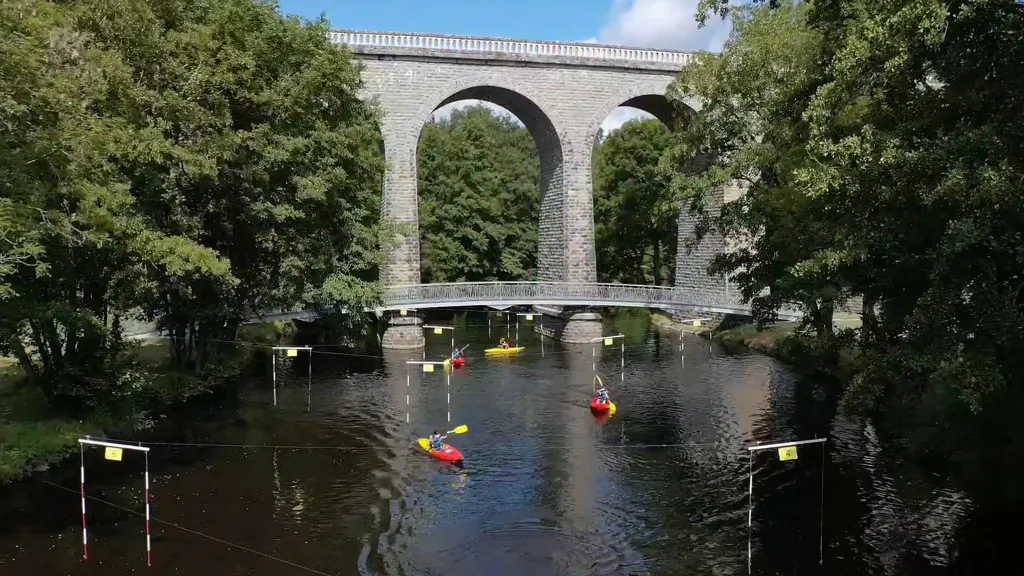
0, 314, 986, 575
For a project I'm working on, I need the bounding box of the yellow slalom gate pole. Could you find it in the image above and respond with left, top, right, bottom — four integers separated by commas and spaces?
78, 438, 152, 565
746, 437, 828, 574
514, 312, 534, 347
424, 325, 456, 358
271, 346, 312, 408
407, 360, 451, 422
591, 334, 624, 387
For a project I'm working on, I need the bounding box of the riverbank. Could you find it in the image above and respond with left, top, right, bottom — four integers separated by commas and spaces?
711, 313, 862, 379
0, 322, 293, 483
650, 310, 713, 336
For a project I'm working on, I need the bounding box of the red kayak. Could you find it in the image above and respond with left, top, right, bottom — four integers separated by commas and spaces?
590, 397, 615, 413
417, 439, 464, 463
452, 357, 465, 368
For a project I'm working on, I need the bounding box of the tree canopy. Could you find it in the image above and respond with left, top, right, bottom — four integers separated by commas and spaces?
593, 118, 676, 286
0, 0, 385, 408
418, 105, 540, 282
671, 0, 1024, 415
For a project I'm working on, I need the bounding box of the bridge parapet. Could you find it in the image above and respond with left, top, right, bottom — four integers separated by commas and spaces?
376, 281, 801, 319
328, 30, 695, 71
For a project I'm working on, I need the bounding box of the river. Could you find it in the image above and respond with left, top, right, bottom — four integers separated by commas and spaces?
0, 312, 999, 575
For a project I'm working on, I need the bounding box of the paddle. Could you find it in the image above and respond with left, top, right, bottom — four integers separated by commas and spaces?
413, 425, 468, 449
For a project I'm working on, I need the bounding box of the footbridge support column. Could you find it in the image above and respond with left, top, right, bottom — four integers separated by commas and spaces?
382, 316, 424, 350
561, 311, 603, 344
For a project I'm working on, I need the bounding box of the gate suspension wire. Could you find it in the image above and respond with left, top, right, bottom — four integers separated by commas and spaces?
86, 435, 742, 451
150, 334, 607, 362
35, 477, 340, 576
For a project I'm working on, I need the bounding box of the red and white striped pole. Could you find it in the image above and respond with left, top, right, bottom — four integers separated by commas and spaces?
144, 451, 152, 567
80, 443, 88, 560
78, 438, 152, 566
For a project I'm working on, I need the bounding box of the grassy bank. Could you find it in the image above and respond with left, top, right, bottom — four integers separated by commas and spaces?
0, 351, 148, 482
714, 322, 799, 354
713, 314, 861, 380
650, 310, 714, 335
0, 321, 294, 483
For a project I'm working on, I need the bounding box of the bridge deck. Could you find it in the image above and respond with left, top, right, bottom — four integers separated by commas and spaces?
369, 282, 800, 320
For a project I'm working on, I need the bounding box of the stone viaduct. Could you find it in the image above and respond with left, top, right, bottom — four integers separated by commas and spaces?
328, 31, 739, 348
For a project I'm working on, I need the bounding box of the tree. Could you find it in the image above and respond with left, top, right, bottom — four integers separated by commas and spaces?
679, 0, 1024, 416
593, 119, 677, 285
792, 0, 1024, 413
418, 106, 540, 282
0, 0, 387, 409
70, 0, 387, 370
667, 1, 844, 335
0, 0, 147, 407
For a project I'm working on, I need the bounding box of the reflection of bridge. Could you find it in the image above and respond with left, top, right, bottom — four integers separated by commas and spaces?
378, 282, 798, 319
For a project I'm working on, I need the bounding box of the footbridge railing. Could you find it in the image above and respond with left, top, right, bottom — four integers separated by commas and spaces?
370, 281, 800, 319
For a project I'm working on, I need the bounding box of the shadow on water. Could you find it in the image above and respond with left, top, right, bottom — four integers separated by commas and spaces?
0, 312, 1015, 575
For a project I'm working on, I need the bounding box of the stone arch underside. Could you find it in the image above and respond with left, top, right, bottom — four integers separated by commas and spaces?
582, 82, 734, 312
429, 86, 566, 283
375, 70, 584, 297
619, 94, 675, 128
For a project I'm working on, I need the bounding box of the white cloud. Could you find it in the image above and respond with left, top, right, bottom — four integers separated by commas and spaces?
591, 0, 732, 132
598, 0, 731, 52
600, 107, 655, 136
429, 3, 732, 135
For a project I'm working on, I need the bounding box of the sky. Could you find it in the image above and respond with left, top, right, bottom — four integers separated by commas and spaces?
278, 0, 732, 133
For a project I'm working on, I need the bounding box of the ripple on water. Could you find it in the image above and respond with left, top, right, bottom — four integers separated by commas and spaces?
0, 319, 991, 576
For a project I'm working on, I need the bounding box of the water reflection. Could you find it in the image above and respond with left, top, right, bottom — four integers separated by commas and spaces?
0, 313, 998, 575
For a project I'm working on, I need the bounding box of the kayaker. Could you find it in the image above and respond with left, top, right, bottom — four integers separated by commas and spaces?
452, 348, 464, 360
429, 430, 446, 451
499, 337, 510, 349
597, 387, 611, 405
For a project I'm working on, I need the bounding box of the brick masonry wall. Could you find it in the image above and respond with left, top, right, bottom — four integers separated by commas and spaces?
675, 183, 737, 308
356, 56, 687, 285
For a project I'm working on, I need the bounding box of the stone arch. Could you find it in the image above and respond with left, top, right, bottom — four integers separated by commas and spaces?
582, 80, 700, 149
584, 80, 701, 288
408, 74, 574, 283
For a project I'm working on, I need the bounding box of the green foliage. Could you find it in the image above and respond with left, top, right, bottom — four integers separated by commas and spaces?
668, 1, 843, 334
673, 0, 1024, 417
798, 0, 1024, 415
0, 0, 147, 407
593, 119, 676, 285
72, 0, 386, 370
418, 106, 540, 282
0, 0, 385, 413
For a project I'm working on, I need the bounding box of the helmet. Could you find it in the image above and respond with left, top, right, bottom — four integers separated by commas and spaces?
433, 430, 440, 435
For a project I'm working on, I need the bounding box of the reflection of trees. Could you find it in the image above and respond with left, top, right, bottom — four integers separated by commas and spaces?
271, 449, 310, 523
845, 423, 974, 575
748, 365, 978, 575
612, 340, 762, 574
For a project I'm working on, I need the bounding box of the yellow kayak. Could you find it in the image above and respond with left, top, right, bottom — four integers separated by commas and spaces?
484, 346, 525, 355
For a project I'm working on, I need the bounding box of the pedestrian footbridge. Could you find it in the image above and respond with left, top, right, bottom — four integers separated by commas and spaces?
374, 282, 800, 319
